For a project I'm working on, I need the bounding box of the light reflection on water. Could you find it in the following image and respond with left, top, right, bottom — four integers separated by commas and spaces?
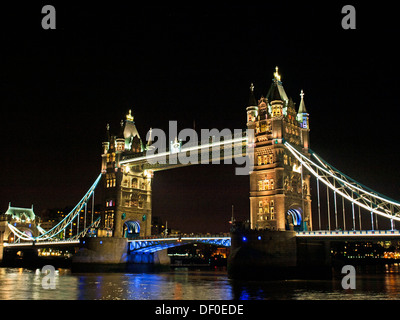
1, 265, 400, 300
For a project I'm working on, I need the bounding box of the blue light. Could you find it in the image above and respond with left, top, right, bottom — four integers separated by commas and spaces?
242, 236, 247, 242
100, 241, 103, 244
258, 236, 261, 240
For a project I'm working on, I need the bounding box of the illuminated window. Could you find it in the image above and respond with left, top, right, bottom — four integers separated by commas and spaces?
284, 154, 288, 165
269, 154, 273, 164
270, 207, 275, 219
263, 155, 268, 164
264, 179, 269, 190
259, 201, 263, 207
270, 179, 274, 190
258, 181, 263, 191
258, 156, 262, 166
264, 202, 269, 214
113, 179, 116, 187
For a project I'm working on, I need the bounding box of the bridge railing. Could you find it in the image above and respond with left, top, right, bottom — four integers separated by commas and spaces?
296, 230, 400, 237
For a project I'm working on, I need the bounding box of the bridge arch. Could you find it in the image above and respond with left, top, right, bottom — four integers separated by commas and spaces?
123, 220, 141, 239
286, 206, 304, 231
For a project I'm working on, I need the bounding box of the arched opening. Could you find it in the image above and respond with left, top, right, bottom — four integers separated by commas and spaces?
123, 220, 140, 239
286, 208, 305, 231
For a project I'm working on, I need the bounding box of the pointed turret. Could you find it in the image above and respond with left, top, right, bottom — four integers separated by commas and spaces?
266, 67, 289, 104
116, 120, 125, 152
146, 127, 155, 151
298, 89, 307, 114
105, 123, 111, 142
248, 83, 257, 107
246, 83, 259, 124
268, 67, 287, 118
123, 109, 142, 151
297, 90, 309, 129
102, 123, 111, 155
118, 120, 125, 138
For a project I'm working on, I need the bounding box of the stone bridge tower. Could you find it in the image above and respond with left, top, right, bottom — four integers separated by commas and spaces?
247, 68, 312, 231
101, 110, 152, 238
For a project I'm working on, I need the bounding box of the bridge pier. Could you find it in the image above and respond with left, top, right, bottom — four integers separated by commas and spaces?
71, 237, 171, 271
228, 229, 332, 280
72, 237, 128, 267
128, 249, 170, 265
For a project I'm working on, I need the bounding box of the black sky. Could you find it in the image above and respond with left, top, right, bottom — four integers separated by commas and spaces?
1, 2, 400, 233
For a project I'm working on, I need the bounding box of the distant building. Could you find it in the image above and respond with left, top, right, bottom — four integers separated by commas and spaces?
151, 216, 166, 236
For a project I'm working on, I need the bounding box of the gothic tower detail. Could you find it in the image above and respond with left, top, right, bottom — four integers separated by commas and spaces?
248, 67, 312, 232
101, 110, 152, 238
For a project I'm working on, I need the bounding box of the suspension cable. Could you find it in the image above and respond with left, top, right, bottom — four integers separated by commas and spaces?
284, 142, 400, 222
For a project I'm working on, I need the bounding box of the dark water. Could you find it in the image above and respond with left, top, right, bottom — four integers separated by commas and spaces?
1, 265, 400, 300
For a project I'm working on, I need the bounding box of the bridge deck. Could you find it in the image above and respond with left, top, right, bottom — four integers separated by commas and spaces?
5, 230, 400, 250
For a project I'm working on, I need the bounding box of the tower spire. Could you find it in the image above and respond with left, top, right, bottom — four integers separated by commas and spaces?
298, 89, 307, 113
297, 89, 309, 131
105, 123, 111, 142
248, 83, 257, 106
146, 127, 154, 150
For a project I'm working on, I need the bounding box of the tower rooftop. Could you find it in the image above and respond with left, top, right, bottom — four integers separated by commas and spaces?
266, 67, 288, 103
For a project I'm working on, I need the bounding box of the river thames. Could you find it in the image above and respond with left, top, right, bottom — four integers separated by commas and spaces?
1, 265, 400, 300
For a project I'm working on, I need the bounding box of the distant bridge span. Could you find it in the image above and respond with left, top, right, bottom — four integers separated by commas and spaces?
128, 236, 231, 253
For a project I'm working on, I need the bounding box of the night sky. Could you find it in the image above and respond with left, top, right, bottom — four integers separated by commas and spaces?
2, 2, 400, 233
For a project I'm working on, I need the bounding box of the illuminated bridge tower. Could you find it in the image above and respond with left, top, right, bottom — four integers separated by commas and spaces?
247, 67, 312, 231
101, 110, 153, 238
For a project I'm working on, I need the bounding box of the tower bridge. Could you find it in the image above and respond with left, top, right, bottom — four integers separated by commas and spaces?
2, 67, 400, 278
